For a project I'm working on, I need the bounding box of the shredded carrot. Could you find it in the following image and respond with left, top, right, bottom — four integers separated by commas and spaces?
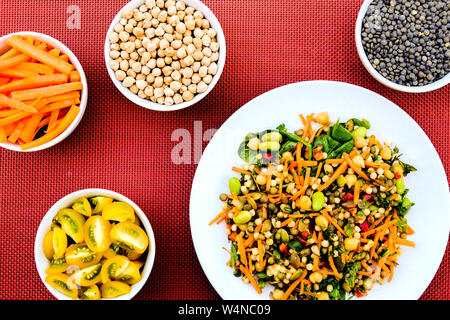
368, 135, 376, 146
236, 234, 248, 266
363, 219, 398, 237
353, 180, 360, 206
232, 166, 252, 176
325, 158, 344, 165
14, 61, 54, 75
239, 265, 262, 294
321, 209, 346, 235
280, 270, 307, 300
0, 68, 39, 79
209, 209, 228, 226
328, 255, 342, 278
0, 53, 29, 71
317, 161, 349, 192
395, 238, 415, 247
343, 152, 369, 181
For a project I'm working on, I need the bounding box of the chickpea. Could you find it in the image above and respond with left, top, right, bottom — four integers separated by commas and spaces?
392, 163, 404, 176
115, 70, 126, 81
299, 195, 312, 211
197, 81, 208, 93
380, 147, 392, 160
122, 76, 135, 88
309, 272, 323, 283
315, 215, 329, 229
344, 238, 359, 251
173, 93, 183, 104
208, 62, 218, 75
182, 90, 194, 101
109, 32, 119, 43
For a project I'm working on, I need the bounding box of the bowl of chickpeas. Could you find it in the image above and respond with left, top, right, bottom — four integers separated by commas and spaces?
105, 0, 226, 111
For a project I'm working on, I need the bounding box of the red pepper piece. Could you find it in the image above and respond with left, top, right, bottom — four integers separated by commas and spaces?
341, 192, 354, 201
360, 221, 369, 232
362, 194, 373, 201
394, 173, 401, 179
279, 243, 288, 254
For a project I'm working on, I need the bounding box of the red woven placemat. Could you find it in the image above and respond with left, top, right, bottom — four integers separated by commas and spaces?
0, 0, 448, 300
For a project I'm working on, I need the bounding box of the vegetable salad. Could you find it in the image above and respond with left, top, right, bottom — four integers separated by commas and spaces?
211, 112, 416, 300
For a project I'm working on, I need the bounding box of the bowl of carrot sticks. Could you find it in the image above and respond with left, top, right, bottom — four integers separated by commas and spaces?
0, 32, 87, 152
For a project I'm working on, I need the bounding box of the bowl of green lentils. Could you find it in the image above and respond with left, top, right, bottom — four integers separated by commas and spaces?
355, 0, 450, 93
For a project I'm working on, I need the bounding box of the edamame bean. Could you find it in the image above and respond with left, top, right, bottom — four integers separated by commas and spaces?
261, 131, 282, 143
396, 176, 405, 195
336, 175, 346, 188
311, 191, 326, 211
233, 210, 252, 224
279, 229, 290, 244
352, 126, 367, 138
259, 141, 280, 152
229, 177, 241, 195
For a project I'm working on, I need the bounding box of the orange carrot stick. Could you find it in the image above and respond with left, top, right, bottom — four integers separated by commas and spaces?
69, 70, 80, 82
0, 68, 40, 79
15, 62, 54, 75
11, 82, 82, 101
19, 113, 44, 143
35, 98, 75, 113
0, 74, 67, 93
47, 109, 60, 132
20, 105, 79, 150
0, 48, 19, 61
0, 94, 37, 113
0, 126, 8, 142
7, 121, 25, 143
7, 36, 74, 75
0, 53, 29, 71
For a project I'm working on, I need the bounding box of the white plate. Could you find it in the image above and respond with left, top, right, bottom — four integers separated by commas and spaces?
190, 81, 450, 300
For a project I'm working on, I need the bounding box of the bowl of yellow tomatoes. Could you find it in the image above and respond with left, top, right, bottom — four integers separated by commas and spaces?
34, 189, 156, 300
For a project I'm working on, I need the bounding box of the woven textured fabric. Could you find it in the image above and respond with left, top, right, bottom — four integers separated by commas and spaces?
0, 0, 448, 300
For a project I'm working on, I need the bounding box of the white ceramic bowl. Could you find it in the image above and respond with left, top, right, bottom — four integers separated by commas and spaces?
34, 189, 156, 300
0, 31, 88, 152
355, 0, 450, 93
104, 0, 226, 111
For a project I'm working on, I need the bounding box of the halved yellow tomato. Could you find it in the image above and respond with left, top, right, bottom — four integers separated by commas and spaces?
43, 230, 55, 260
100, 255, 130, 284
72, 197, 92, 217
117, 260, 141, 285
52, 227, 67, 259
46, 257, 68, 274
110, 222, 148, 254
125, 249, 143, 261
100, 281, 131, 299
102, 202, 135, 223
57, 209, 85, 243
103, 243, 126, 259
90, 196, 114, 214
133, 260, 145, 271
84, 216, 112, 253
65, 243, 102, 269
72, 263, 103, 286
80, 285, 101, 300
45, 273, 78, 300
